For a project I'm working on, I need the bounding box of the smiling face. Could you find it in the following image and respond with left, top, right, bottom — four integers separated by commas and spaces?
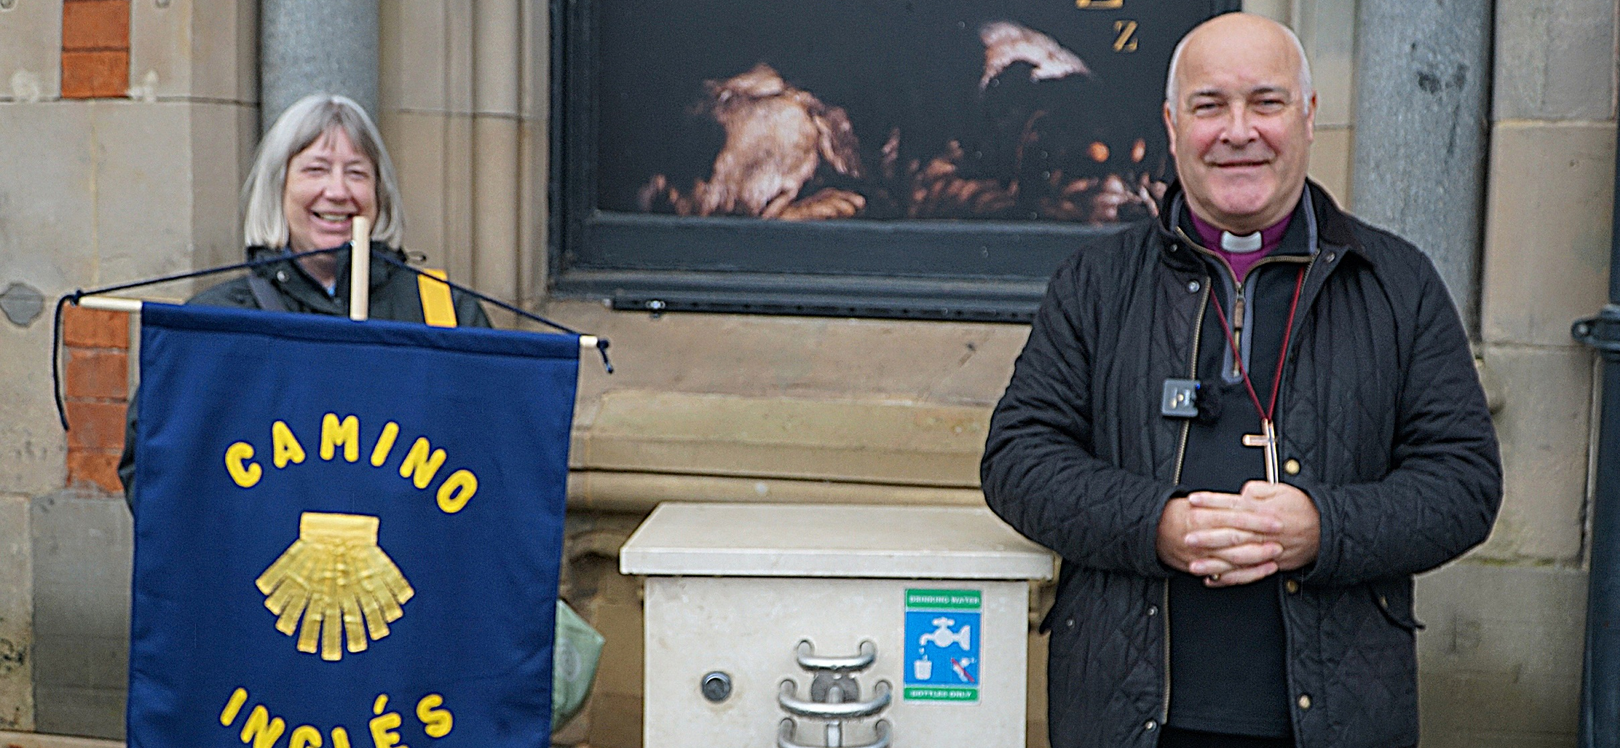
282, 127, 378, 252
1164, 14, 1315, 234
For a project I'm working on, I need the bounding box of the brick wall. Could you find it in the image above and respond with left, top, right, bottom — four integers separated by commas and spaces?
61, 306, 130, 495
61, 0, 130, 99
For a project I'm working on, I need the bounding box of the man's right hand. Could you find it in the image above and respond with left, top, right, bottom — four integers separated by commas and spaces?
1157, 494, 1284, 587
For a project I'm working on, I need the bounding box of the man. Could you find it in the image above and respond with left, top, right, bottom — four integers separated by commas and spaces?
981, 13, 1501, 748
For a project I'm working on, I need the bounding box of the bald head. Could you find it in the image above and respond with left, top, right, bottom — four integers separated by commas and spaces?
1160, 11, 1318, 233
1165, 13, 1313, 119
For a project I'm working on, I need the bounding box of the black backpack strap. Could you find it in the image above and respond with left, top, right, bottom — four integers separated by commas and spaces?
246, 273, 288, 312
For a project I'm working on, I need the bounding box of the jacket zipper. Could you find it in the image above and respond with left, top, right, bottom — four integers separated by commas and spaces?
1170, 280, 1208, 487
1214, 255, 1309, 378
1175, 227, 1311, 380
1163, 277, 1210, 728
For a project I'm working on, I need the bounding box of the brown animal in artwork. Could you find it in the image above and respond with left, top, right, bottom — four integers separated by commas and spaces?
694, 63, 864, 219
978, 21, 1090, 90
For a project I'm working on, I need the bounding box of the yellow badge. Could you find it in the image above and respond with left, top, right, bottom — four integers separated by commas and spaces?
256, 512, 415, 662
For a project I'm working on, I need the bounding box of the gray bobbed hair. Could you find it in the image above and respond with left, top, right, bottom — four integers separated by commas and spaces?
242, 93, 404, 250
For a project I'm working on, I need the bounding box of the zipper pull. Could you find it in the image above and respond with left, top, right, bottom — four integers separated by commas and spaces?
1231, 295, 1246, 377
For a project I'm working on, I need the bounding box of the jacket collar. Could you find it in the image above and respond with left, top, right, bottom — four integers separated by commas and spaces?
246, 244, 408, 287
1153, 179, 1363, 270
245, 243, 408, 312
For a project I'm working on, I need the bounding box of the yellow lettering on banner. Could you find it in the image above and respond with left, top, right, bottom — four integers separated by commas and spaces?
272, 421, 306, 468
219, 687, 249, 726
228, 417, 482, 508
436, 470, 477, 514
370, 695, 406, 748
216, 688, 362, 748
224, 443, 262, 488
322, 414, 361, 463
371, 422, 400, 467
416, 694, 453, 738
290, 725, 324, 748
398, 437, 446, 489
241, 705, 287, 748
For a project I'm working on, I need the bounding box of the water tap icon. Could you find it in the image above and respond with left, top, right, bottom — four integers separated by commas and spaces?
917, 616, 971, 650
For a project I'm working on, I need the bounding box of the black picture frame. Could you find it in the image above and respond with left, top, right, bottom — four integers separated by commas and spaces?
549, 0, 1241, 322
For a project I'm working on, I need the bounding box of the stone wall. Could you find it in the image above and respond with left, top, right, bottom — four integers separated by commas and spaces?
1427, 0, 1618, 744
377, 0, 543, 326
0, 0, 256, 738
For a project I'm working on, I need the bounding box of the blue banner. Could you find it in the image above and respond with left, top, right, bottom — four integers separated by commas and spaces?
128, 304, 579, 748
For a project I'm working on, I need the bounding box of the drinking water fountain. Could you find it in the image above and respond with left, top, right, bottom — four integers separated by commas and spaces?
620, 502, 1053, 747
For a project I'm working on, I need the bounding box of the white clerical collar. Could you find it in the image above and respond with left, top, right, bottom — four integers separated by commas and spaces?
1220, 231, 1264, 254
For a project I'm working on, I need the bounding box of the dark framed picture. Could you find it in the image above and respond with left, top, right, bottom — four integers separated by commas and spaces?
550, 0, 1240, 322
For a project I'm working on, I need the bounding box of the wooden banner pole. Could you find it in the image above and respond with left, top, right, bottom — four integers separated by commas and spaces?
349, 216, 371, 321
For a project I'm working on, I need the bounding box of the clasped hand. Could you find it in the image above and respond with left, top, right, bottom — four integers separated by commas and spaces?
1156, 481, 1320, 588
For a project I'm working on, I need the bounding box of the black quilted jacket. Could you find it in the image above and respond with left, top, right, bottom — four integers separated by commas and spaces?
981, 181, 1502, 747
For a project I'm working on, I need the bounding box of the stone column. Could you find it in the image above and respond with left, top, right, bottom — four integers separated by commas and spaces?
1350, 0, 1492, 334
472, 0, 523, 312
261, 0, 380, 129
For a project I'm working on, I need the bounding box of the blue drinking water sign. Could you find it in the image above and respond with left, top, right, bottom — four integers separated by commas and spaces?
903, 588, 981, 702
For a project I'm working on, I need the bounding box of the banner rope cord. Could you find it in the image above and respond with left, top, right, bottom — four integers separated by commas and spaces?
52, 244, 611, 431
367, 251, 613, 374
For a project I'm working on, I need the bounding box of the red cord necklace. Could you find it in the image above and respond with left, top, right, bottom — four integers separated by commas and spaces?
1209, 266, 1307, 483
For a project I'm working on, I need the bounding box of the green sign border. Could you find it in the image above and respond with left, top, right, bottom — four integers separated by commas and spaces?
903, 686, 979, 702
905, 588, 981, 610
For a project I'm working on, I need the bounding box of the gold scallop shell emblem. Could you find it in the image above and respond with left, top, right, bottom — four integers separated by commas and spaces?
255, 512, 414, 662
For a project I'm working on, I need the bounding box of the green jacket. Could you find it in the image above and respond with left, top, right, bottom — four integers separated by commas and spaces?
119, 244, 491, 506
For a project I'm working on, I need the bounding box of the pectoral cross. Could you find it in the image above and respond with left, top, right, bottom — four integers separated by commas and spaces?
1242, 419, 1280, 484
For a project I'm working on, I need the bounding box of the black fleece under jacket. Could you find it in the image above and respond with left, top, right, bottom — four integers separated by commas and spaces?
981, 180, 1502, 748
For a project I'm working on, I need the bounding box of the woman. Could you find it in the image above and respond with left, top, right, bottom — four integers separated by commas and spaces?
120, 93, 490, 504
191, 93, 489, 322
